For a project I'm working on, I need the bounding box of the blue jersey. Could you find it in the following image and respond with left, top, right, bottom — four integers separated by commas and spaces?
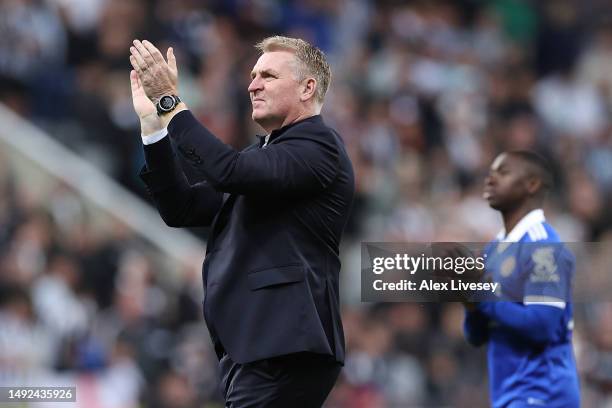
465, 209, 580, 408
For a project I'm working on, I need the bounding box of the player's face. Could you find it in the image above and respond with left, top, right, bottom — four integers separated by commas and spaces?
248, 51, 302, 131
484, 153, 530, 211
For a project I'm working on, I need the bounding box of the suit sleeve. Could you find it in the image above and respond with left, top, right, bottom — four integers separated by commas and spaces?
139, 135, 223, 227
167, 110, 340, 195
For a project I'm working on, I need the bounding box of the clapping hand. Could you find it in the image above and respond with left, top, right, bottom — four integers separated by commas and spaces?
129, 40, 178, 104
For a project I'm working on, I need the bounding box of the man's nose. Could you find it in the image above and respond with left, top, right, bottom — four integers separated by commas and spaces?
248, 77, 262, 93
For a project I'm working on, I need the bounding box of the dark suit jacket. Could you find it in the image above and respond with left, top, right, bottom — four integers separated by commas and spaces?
140, 111, 355, 364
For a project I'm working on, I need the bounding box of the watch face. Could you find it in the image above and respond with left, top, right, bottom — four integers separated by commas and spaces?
160, 96, 174, 110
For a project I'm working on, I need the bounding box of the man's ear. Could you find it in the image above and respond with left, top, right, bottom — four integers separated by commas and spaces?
300, 78, 317, 102
526, 176, 542, 195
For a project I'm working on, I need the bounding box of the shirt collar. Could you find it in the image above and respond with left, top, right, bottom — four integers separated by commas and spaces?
497, 208, 545, 243
257, 134, 271, 148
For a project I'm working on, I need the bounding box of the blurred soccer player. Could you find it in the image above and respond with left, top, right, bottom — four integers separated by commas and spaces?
463, 151, 580, 408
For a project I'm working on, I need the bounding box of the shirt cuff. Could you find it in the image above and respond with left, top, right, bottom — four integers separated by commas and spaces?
142, 128, 168, 145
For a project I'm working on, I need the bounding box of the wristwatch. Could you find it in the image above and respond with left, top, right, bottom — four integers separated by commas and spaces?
156, 94, 182, 116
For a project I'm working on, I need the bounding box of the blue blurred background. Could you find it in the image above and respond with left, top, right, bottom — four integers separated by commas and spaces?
1, 0, 612, 406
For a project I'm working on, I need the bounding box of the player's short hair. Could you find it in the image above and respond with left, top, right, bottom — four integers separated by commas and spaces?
508, 150, 554, 193
255, 36, 331, 104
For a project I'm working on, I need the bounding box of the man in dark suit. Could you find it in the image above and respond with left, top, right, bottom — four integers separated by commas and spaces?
129, 36, 354, 407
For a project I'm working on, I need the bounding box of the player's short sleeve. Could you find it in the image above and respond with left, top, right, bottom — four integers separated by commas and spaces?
521, 242, 574, 308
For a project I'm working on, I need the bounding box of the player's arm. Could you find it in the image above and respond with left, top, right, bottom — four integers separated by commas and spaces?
476, 301, 563, 344
140, 134, 223, 227
477, 244, 572, 344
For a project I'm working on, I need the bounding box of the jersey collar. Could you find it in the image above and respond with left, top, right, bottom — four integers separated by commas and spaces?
496, 209, 545, 243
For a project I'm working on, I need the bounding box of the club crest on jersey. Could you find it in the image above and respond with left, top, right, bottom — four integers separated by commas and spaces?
530, 246, 559, 282
500, 256, 516, 277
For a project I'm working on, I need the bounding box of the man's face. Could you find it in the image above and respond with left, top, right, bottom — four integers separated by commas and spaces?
248, 51, 302, 131
483, 153, 530, 211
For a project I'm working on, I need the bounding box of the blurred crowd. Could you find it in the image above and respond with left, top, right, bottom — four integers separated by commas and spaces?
2, 0, 612, 406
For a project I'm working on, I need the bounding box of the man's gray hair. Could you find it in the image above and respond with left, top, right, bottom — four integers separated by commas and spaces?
255, 36, 331, 104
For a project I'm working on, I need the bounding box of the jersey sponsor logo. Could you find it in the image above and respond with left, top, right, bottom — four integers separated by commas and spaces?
527, 397, 546, 405
530, 246, 559, 282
